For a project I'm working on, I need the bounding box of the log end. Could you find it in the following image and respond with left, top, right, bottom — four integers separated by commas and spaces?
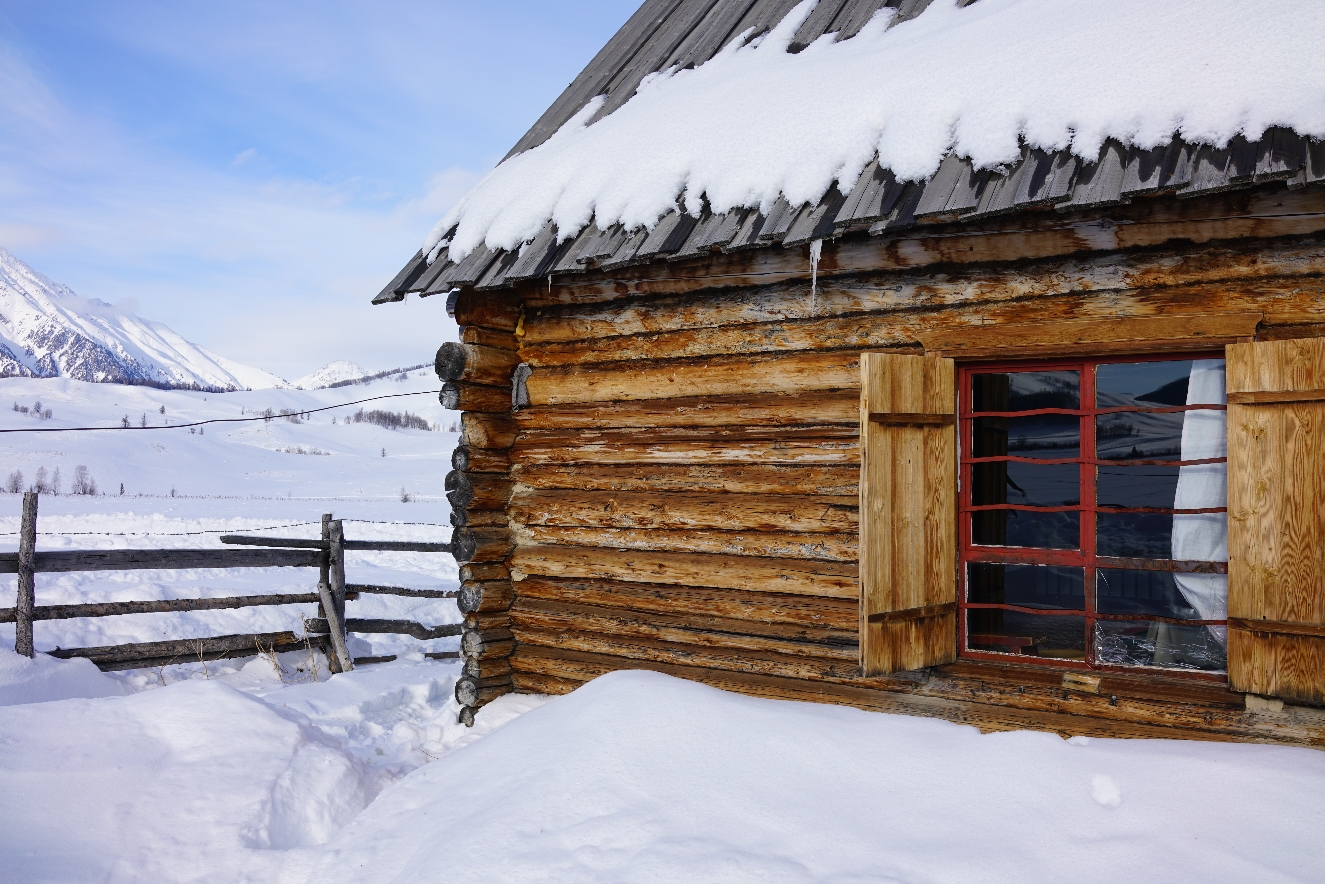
440, 383, 461, 410
435, 342, 468, 381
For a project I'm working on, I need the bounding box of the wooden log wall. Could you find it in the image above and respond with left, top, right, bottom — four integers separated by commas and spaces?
441, 291, 521, 724
438, 186, 1325, 744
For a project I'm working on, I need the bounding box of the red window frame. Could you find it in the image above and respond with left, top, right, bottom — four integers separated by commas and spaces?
956, 353, 1228, 680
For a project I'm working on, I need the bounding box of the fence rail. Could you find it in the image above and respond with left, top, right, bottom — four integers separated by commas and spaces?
4, 493, 456, 674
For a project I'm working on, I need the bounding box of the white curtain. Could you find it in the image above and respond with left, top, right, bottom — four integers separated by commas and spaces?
1171, 359, 1228, 643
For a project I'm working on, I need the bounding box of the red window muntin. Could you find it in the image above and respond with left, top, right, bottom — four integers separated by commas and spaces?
957, 353, 1228, 679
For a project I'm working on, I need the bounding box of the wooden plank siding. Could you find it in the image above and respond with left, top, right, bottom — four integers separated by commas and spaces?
439, 188, 1325, 745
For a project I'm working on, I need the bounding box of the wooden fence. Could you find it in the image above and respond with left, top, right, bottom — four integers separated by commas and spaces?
1, 493, 456, 673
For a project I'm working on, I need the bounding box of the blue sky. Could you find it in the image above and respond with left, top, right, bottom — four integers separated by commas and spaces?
0, 1, 638, 379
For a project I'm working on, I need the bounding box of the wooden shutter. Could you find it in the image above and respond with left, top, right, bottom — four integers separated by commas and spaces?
859, 352, 957, 675
1227, 338, 1325, 704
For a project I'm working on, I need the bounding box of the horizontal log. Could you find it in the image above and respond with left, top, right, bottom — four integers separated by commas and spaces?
462, 627, 516, 658
514, 575, 858, 630
450, 527, 515, 564
455, 675, 514, 707
464, 655, 514, 679
346, 584, 457, 599
526, 187, 1325, 305
512, 438, 859, 467
457, 580, 515, 614
436, 342, 523, 385
513, 625, 861, 681
512, 671, 583, 696
514, 525, 858, 562
919, 310, 1262, 356
460, 326, 520, 350
353, 655, 398, 666
446, 471, 515, 511
466, 611, 512, 632
513, 391, 860, 430
344, 540, 452, 552
0, 548, 322, 575
518, 423, 859, 447
219, 536, 327, 549
512, 462, 860, 495
0, 592, 321, 623
509, 546, 858, 599
509, 489, 857, 533
48, 631, 306, 669
348, 619, 459, 640
441, 381, 511, 413
462, 412, 519, 449
454, 288, 520, 331
524, 350, 861, 406
452, 445, 512, 473
510, 597, 857, 658
425, 650, 462, 661
305, 618, 462, 641
450, 508, 509, 529
460, 562, 511, 583
508, 646, 1325, 746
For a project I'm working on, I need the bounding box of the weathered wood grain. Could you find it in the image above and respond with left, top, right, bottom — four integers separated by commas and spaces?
0, 547, 323, 574
859, 352, 958, 675
510, 545, 858, 598
524, 350, 861, 405
514, 391, 860, 430
457, 580, 515, 614
512, 462, 860, 495
48, 631, 306, 670
446, 471, 514, 511
461, 412, 518, 449
512, 437, 859, 467
452, 446, 512, 473
0, 592, 321, 622
15, 492, 36, 657
514, 525, 858, 562
450, 527, 515, 564
510, 597, 858, 659
514, 574, 858, 629
441, 381, 511, 413
435, 342, 522, 385
509, 489, 857, 533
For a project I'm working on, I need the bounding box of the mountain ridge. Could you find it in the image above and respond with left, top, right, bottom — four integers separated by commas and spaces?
0, 248, 287, 391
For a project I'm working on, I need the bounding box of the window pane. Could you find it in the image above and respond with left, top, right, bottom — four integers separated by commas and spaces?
971, 462, 1079, 507
972, 414, 1079, 458
972, 370, 1079, 412
967, 610, 1086, 659
1097, 465, 1181, 509
1096, 569, 1205, 619
1095, 411, 1185, 460
972, 510, 1079, 549
1093, 621, 1227, 671
1096, 512, 1173, 558
1097, 360, 1205, 407
968, 563, 1085, 610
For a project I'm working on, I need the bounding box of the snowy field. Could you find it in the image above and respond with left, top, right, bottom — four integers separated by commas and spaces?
2, 373, 1324, 883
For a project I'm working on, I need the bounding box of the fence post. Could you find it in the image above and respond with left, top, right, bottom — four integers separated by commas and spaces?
317, 520, 354, 673
15, 492, 37, 657
315, 512, 332, 662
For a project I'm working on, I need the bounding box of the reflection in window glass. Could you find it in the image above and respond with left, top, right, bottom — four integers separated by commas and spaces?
968, 563, 1084, 609
1096, 512, 1173, 558
1096, 466, 1181, 509
972, 370, 1079, 412
972, 414, 1080, 458
1096, 569, 1203, 619
967, 611, 1086, 659
972, 462, 1079, 507
1093, 621, 1226, 671
1097, 360, 1199, 407
972, 510, 1079, 549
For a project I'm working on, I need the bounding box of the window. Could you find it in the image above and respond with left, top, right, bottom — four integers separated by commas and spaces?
958, 355, 1228, 676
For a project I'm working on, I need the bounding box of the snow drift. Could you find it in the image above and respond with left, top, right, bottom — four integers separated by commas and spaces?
0, 248, 286, 390
428, 0, 1325, 261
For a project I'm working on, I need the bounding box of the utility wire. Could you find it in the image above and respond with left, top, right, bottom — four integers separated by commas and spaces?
0, 390, 442, 434
0, 519, 453, 538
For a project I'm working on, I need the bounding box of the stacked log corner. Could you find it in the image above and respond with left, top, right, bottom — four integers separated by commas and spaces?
443, 289, 519, 725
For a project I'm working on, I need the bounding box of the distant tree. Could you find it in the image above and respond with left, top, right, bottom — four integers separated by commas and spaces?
72, 466, 97, 495
51, 467, 61, 495
32, 466, 48, 494
199, 426, 204, 436
381, 447, 386, 458
140, 413, 147, 428
122, 415, 130, 428
400, 486, 411, 503
159, 405, 165, 414
119, 482, 125, 496
5, 470, 21, 493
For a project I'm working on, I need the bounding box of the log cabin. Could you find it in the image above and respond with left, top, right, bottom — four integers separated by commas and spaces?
375, 0, 1325, 746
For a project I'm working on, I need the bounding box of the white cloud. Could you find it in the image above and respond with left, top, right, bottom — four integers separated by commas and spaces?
230, 147, 258, 166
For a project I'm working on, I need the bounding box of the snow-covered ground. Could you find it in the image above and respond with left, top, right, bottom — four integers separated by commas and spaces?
3, 371, 1324, 883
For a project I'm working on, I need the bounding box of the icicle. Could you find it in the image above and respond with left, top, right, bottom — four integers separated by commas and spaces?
809, 239, 823, 315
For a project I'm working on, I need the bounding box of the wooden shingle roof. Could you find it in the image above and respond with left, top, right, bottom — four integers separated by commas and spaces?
375, 0, 1325, 304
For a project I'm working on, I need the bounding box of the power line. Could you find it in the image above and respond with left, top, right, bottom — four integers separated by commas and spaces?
0, 519, 452, 538
0, 390, 443, 434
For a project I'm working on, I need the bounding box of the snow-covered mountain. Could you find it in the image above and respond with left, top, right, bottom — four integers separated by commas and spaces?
0, 248, 287, 391
293, 360, 368, 390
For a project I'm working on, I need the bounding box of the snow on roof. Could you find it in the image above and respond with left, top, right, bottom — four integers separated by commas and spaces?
424, 0, 1325, 266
